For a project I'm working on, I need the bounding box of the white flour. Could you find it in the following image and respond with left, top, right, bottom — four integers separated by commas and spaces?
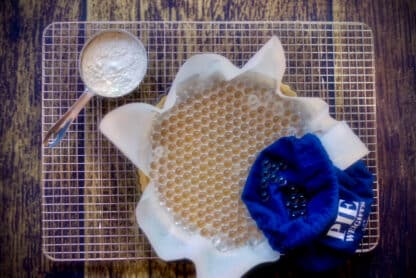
81, 31, 147, 97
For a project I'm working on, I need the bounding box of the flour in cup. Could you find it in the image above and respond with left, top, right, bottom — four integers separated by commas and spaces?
81, 31, 147, 97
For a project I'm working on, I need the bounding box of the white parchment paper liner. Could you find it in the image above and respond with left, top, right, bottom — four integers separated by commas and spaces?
99, 36, 369, 278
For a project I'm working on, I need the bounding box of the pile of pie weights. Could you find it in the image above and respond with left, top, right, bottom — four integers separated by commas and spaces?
149, 74, 305, 252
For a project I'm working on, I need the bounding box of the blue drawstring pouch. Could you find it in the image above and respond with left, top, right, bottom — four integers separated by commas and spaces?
242, 134, 339, 252
242, 133, 374, 271
288, 160, 374, 271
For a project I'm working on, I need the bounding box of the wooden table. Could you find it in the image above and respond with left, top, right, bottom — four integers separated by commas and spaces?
0, 0, 415, 277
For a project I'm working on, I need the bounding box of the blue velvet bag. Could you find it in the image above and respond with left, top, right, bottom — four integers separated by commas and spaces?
288, 160, 374, 271
242, 134, 339, 252
242, 134, 374, 271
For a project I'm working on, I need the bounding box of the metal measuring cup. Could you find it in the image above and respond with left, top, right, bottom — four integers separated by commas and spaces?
43, 29, 147, 147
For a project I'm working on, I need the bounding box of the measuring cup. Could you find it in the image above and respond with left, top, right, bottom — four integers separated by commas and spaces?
43, 29, 147, 147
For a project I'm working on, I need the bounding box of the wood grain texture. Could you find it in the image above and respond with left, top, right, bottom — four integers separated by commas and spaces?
0, 0, 85, 277
333, 1, 416, 277
0, 0, 415, 277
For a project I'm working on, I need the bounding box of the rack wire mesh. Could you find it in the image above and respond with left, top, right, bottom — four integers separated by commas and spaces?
41, 21, 379, 261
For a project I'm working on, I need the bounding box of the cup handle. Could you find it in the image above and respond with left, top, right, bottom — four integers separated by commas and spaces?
43, 89, 95, 148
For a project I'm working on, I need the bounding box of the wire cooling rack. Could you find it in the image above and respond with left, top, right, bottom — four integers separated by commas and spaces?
41, 21, 379, 261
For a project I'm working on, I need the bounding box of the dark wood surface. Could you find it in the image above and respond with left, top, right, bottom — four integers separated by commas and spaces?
1, 0, 415, 277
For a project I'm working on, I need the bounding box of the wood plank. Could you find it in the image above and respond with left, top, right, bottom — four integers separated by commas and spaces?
332, 0, 416, 277
87, 0, 138, 20
0, 0, 85, 277
84, 1, 151, 277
